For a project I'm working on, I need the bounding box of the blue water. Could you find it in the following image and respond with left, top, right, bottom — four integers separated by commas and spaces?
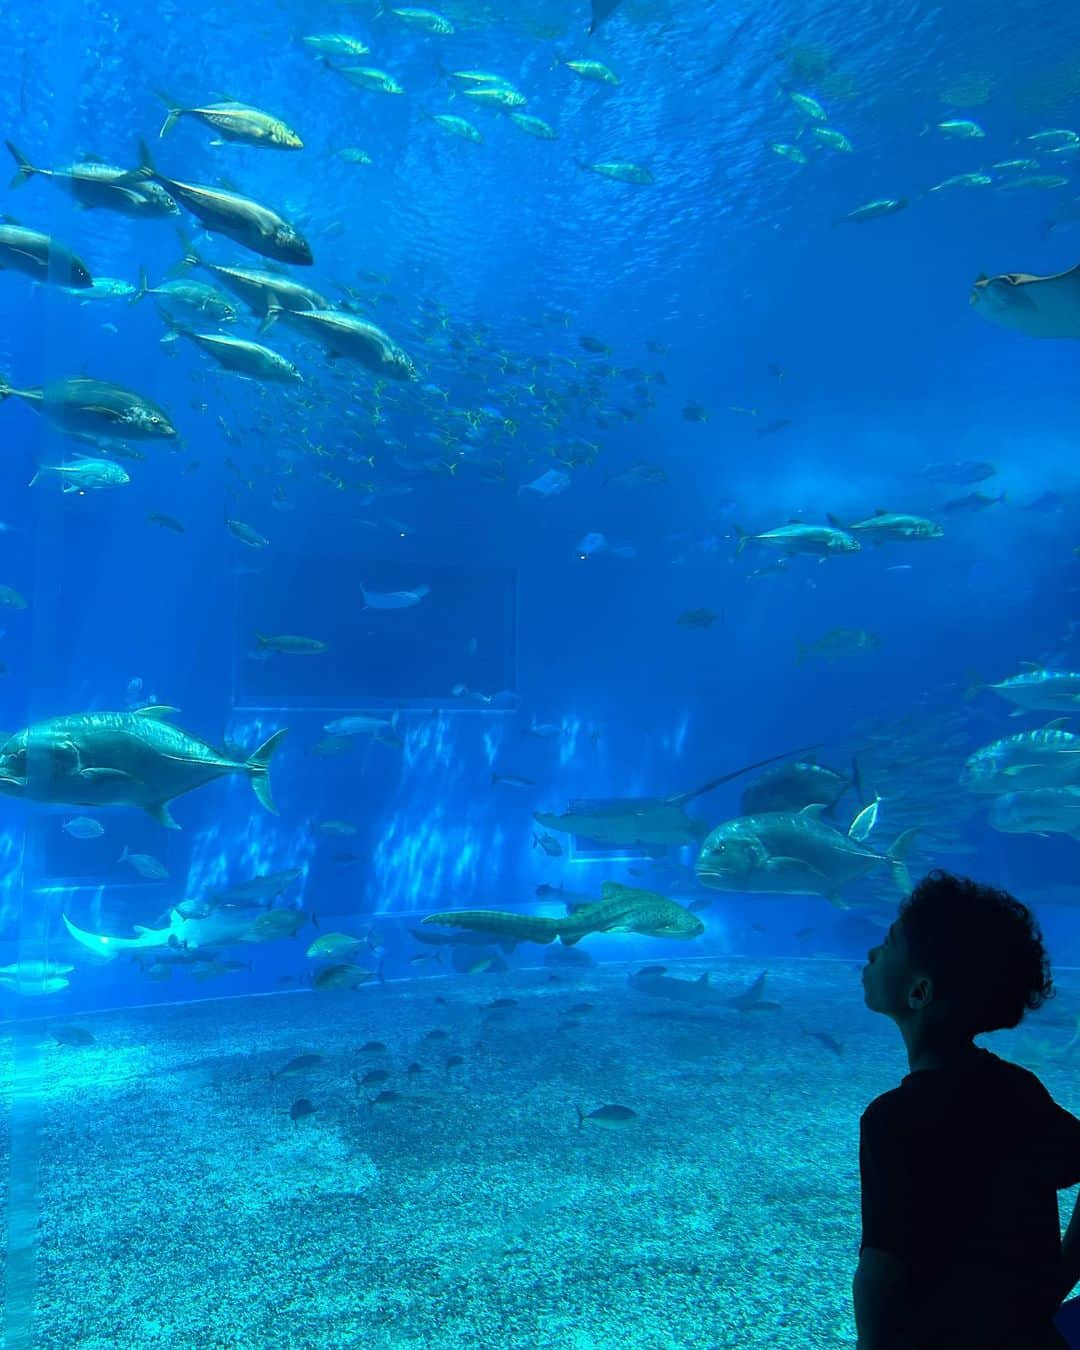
2, 0, 1080, 1342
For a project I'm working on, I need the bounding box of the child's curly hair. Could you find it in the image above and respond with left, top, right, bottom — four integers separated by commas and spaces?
898, 870, 1055, 1036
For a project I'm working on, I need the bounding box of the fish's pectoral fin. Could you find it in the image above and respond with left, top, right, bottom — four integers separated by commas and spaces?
134, 705, 181, 720
78, 766, 134, 783
147, 800, 180, 829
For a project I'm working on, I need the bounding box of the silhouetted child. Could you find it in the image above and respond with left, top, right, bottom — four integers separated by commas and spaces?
855, 871, 1080, 1350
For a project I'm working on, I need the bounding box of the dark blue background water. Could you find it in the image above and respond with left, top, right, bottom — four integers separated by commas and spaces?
2, 0, 1079, 1010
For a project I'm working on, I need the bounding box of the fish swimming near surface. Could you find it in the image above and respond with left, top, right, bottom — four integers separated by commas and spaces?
423, 881, 705, 946
970, 265, 1080, 338
0, 706, 286, 827
695, 804, 918, 904
534, 746, 812, 849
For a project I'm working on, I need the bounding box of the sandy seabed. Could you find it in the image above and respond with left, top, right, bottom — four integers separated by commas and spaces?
0, 956, 1077, 1349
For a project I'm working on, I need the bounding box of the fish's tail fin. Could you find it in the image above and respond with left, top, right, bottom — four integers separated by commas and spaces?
795, 639, 808, 663
887, 828, 919, 894
27, 468, 41, 488
246, 728, 288, 814
154, 91, 183, 139
576, 1105, 586, 1129
258, 302, 283, 337
131, 267, 152, 306
5, 141, 36, 189
734, 525, 750, 555
135, 138, 157, 180
118, 845, 130, 862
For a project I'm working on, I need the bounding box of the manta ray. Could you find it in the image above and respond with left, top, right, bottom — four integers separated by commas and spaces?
970, 265, 1080, 338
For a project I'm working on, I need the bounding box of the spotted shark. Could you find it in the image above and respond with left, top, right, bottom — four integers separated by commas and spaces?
424, 881, 705, 946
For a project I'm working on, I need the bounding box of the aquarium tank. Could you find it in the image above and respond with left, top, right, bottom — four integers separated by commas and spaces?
2, 0, 1080, 1344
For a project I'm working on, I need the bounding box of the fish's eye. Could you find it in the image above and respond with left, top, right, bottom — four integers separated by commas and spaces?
713, 842, 726, 854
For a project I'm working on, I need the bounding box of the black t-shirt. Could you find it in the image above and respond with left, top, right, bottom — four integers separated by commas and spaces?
860, 1047, 1080, 1349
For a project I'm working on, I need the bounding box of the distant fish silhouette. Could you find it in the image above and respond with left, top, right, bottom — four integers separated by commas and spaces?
588, 0, 624, 34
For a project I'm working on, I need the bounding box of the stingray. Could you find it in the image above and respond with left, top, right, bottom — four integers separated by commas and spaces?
588, 0, 624, 34
534, 743, 817, 849
970, 265, 1080, 338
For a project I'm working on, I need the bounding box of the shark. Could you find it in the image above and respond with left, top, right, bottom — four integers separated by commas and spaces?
533, 744, 816, 850
628, 967, 782, 1012
423, 881, 705, 946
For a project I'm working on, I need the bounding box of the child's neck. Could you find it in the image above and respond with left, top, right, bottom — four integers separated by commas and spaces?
903, 1029, 978, 1074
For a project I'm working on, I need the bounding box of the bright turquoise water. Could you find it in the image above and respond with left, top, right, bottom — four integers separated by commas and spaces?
1, 0, 1079, 1344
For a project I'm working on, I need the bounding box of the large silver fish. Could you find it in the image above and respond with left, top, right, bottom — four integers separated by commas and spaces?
695, 805, 917, 903
131, 141, 312, 265
0, 707, 287, 828
0, 375, 177, 440
264, 305, 417, 379
6, 142, 178, 217
0, 222, 92, 287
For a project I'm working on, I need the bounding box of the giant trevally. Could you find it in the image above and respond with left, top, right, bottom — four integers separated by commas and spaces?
534, 746, 812, 849
695, 805, 918, 903
970, 266, 1080, 338
6, 142, 178, 216
0, 707, 287, 827
130, 141, 312, 265
0, 375, 177, 441
424, 882, 704, 946
0, 222, 92, 287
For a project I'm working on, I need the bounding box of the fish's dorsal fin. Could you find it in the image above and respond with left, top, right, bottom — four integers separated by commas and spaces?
696, 972, 709, 985
826, 512, 843, 528
600, 880, 623, 900
134, 705, 181, 720
874, 508, 887, 516
1043, 717, 1069, 731
800, 802, 828, 817
1018, 661, 1041, 670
